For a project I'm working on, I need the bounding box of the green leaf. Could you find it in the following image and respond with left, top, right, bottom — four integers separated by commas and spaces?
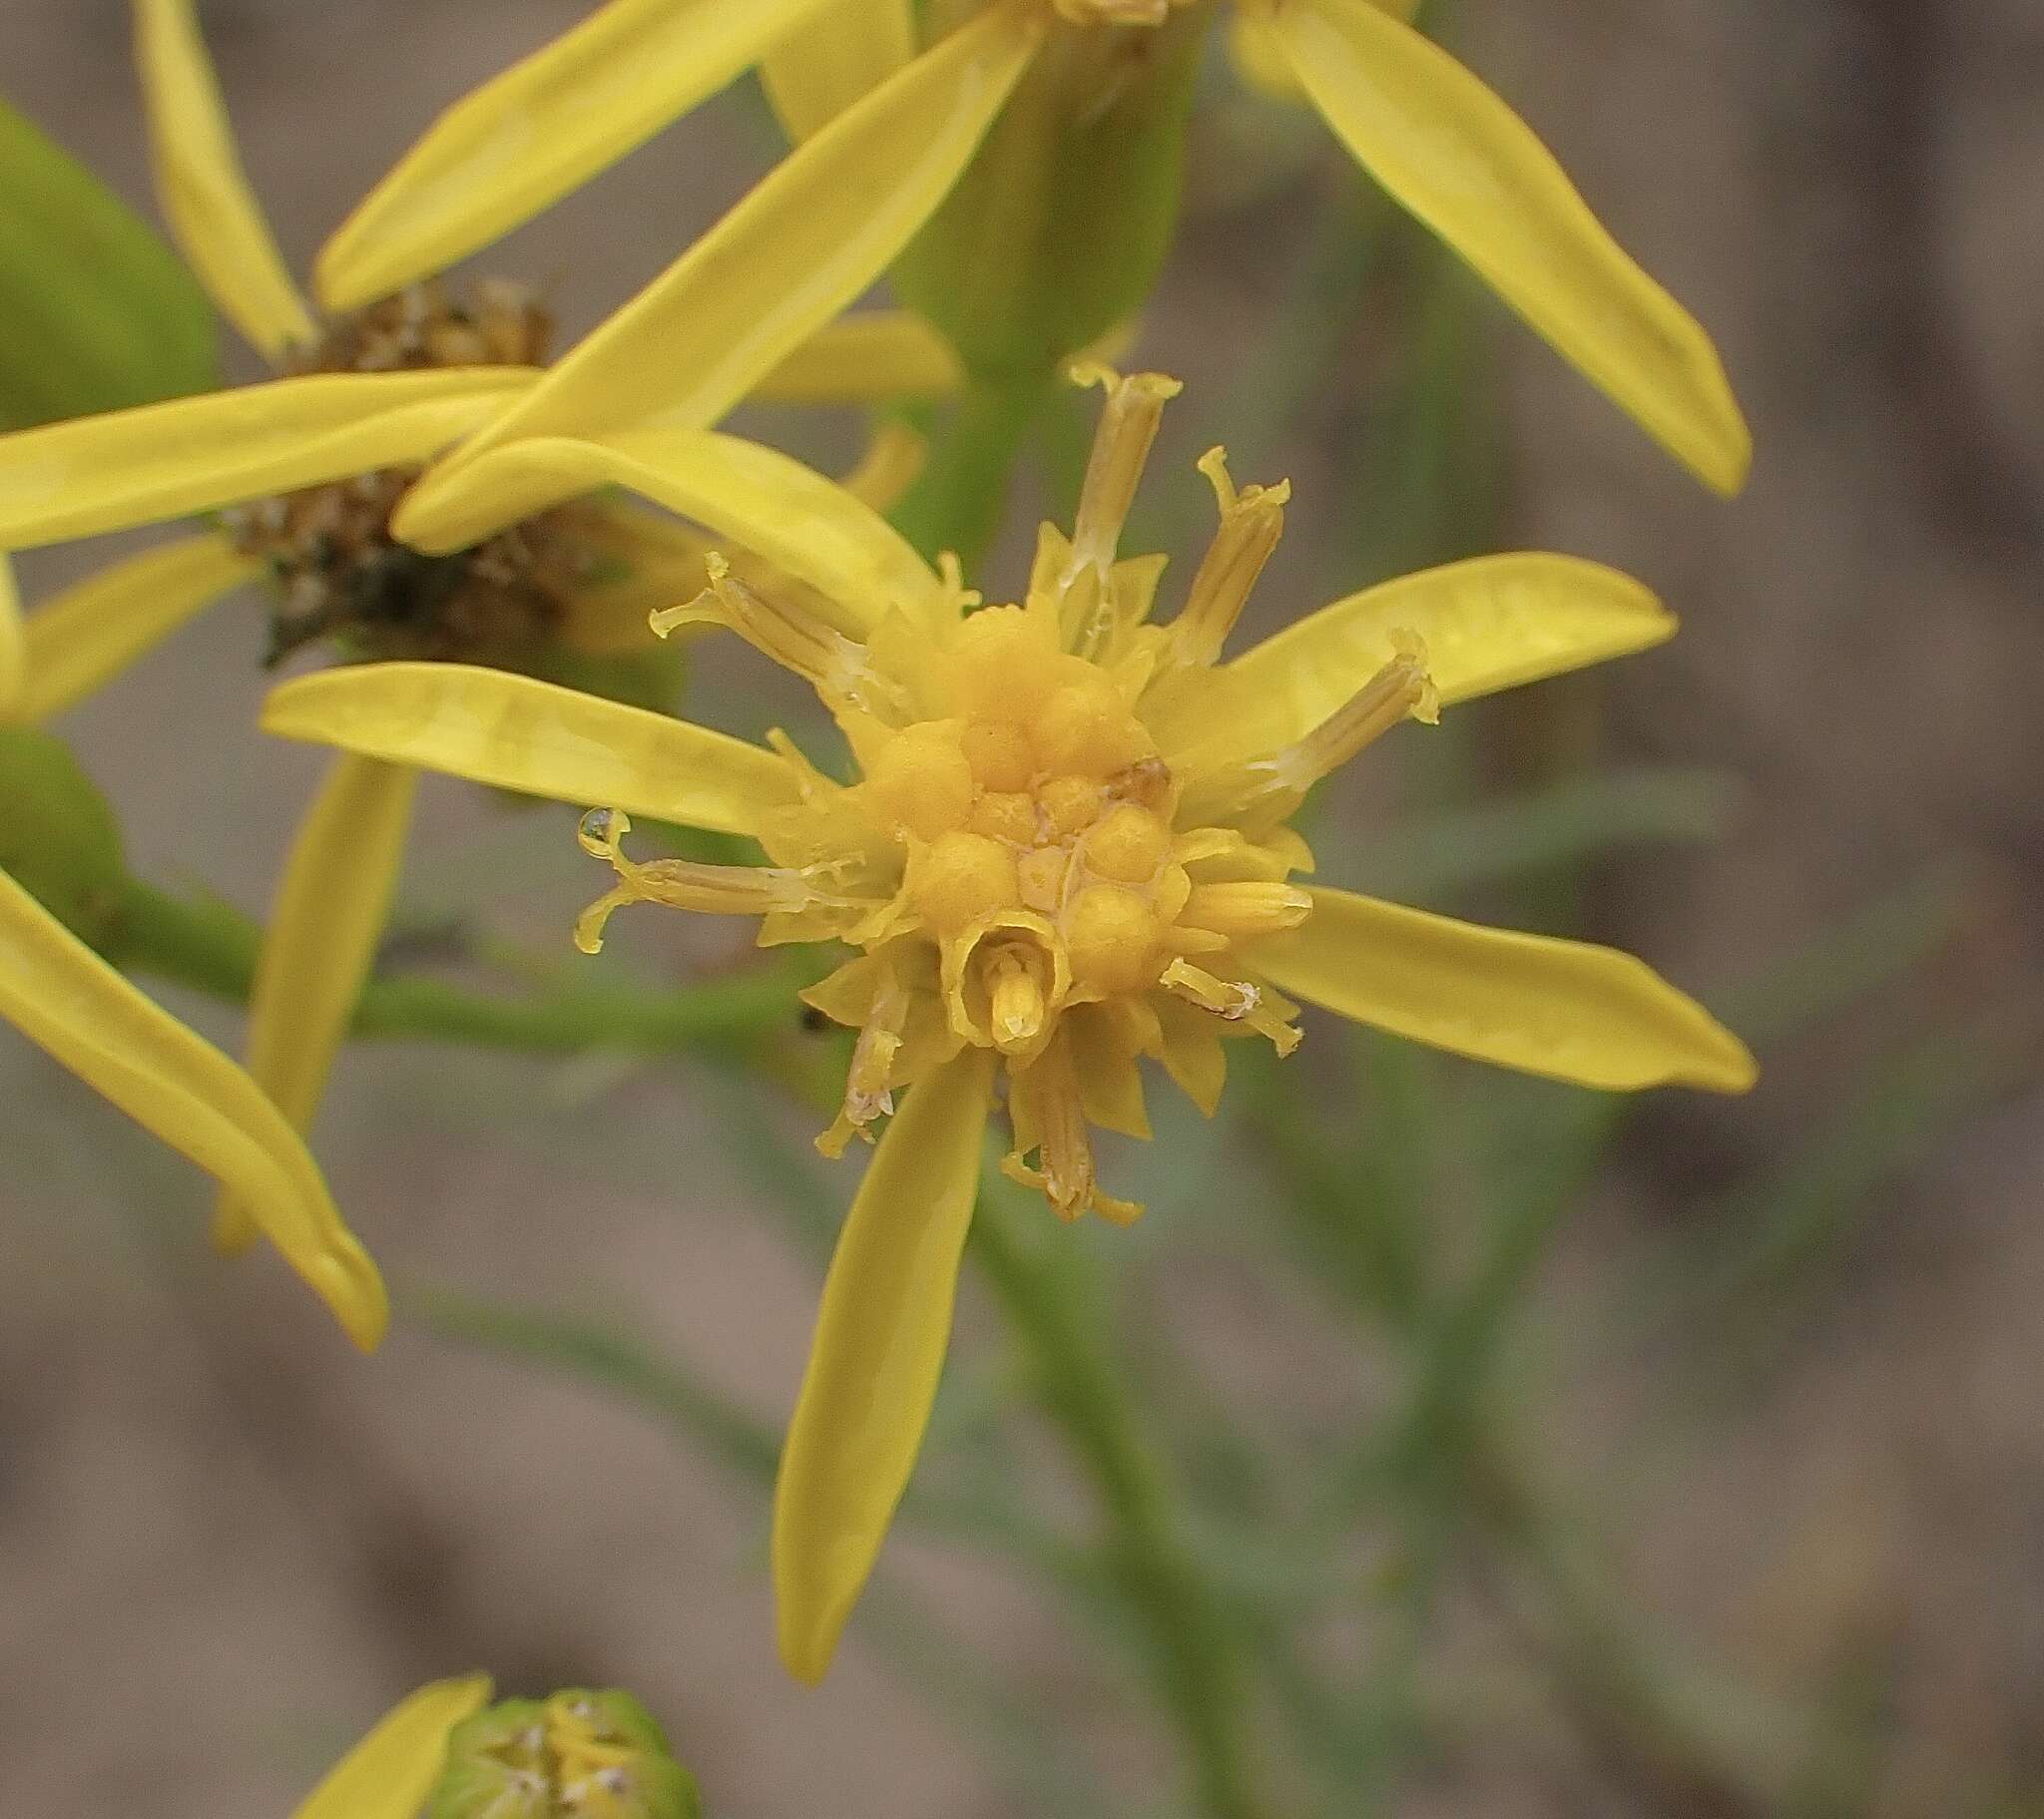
0, 98, 219, 429
0, 728, 128, 950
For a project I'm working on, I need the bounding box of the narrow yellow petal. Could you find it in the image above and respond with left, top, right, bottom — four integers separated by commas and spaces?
213, 755, 417, 1257
424, 4, 1044, 476
133, 0, 314, 357
1249, 887, 1757, 1094
761, 0, 918, 142
0, 867, 388, 1347
773, 1046, 996, 1684
290, 1674, 493, 1819
1264, 0, 1751, 493
393, 429, 943, 636
0, 367, 537, 549
0, 554, 24, 722
20, 535, 258, 724
261, 663, 796, 837
315, 0, 840, 311
1151, 554, 1672, 767
748, 311, 963, 406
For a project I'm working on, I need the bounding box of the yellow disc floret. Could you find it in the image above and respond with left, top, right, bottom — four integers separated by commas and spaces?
909, 830, 1021, 934
864, 721, 974, 841
1065, 884, 1161, 996
960, 719, 1035, 791
1085, 800, 1171, 884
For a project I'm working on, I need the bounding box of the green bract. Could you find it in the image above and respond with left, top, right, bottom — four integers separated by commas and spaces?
0, 729, 128, 951
0, 99, 217, 429
894, 1, 1214, 380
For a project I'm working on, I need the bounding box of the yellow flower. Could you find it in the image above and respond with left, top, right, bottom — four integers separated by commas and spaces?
275, 1675, 699, 1819
322, 0, 1747, 494
0, 0, 954, 1337
256, 368, 1755, 1681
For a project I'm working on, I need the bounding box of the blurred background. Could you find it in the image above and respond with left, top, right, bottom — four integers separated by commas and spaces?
3, 2, 2041, 1814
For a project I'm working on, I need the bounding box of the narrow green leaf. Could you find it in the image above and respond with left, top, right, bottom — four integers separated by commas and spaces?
0, 98, 219, 429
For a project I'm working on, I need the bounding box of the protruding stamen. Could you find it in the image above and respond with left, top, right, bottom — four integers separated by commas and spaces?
985, 944, 1049, 1055
1179, 881, 1313, 941
1003, 1029, 1143, 1225
1286, 633, 1441, 786
651, 555, 869, 703
1160, 958, 1302, 1056
817, 966, 911, 1157
1179, 633, 1439, 828
1170, 448, 1290, 668
575, 807, 822, 954
1065, 363, 1184, 579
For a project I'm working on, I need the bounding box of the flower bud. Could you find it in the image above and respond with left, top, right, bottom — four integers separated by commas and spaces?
426, 1690, 703, 1819
0, 729, 129, 950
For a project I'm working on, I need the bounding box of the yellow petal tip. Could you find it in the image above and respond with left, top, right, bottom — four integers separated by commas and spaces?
308, 238, 368, 317
1686, 1028, 1759, 1096
775, 1606, 843, 1688
1699, 416, 1755, 500
314, 1240, 392, 1353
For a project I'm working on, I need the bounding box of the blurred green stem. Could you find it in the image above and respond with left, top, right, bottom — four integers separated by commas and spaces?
117, 878, 802, 1060
891, 371, 1049, 570
969, 1178, 1272, 1819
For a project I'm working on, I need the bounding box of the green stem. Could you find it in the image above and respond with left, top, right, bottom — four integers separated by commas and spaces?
116, 878, 805, 1059
890, 371, 1049, 571
969, 1180, 1271, 1819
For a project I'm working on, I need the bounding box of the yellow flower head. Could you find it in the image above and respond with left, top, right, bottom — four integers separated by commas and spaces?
318, 0, 1749, 497
578, 367, 1427, 1224
274, 1675, 699, 1819
0, 0, 953, 1342
260, 370, 1753, 1681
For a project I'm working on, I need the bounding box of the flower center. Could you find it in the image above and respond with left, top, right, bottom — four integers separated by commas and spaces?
225, 279, 605, 669
862, 606, 1185, 1014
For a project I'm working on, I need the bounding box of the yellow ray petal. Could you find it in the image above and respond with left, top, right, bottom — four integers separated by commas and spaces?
393, 429, 942, 636
315, 0, 839, 311
133, 0, 314, 358
1150, 553, 1672, 767
0, 554, 23, 721
422, 4, 1044, 477
773, 1046, 996, 1684
0, 866, 388, 1348
291, 1673, 493, 1819
1249, 887, 1757, 1094
748, 311, 963, 406
761, 0, 918, 142
1263, 0, 1751, 494
261, 663, 796, 836
213, 754, 417, 1257
0, 367, 537, 550
20, 535, 258, 724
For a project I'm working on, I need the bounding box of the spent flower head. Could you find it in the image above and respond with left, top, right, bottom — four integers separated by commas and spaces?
260, 369, 1754, 1681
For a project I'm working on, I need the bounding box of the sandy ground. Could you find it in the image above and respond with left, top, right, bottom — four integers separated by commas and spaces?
3, 2, 2041, 1814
